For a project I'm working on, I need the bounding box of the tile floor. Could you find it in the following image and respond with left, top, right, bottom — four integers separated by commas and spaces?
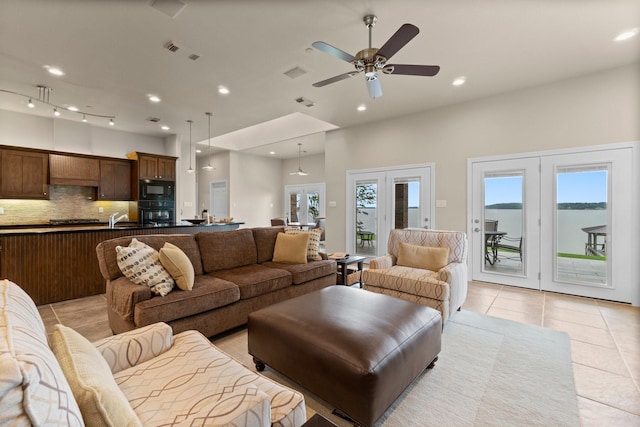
38, 281, 640, 426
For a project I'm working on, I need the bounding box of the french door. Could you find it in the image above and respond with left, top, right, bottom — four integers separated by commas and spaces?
469, 145, 634, 302
347, 164, 434, 258
284, 183, 325, 224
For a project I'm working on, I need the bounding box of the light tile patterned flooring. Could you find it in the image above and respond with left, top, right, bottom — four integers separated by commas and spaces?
38, 281, 640, 426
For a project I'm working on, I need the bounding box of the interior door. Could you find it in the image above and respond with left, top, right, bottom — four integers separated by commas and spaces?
284, 184, 325, 225
540, 148, 633, 302
470, 158, 541, 289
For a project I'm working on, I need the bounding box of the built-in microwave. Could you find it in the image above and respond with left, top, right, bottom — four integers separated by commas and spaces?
139, 179, 174, 201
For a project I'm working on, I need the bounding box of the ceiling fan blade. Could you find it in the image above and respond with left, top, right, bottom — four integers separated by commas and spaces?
376, 24, 419, 61
383, 64, 440, 76
312, 41, 356, 63
312, 71, 358, 87
366, 74, 383, 99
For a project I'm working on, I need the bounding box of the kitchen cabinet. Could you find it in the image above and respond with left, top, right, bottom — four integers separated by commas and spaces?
129, 153, 176, 180
49, 153, 100, 186
0, 148, 49, 199
99, 159, 132, 200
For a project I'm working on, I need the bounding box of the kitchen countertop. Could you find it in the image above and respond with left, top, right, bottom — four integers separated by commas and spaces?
0, 222, 245, 235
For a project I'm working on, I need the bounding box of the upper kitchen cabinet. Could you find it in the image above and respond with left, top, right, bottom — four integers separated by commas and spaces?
99, 159, 132, 200
127, 152, 176, 181
49, 154, 100, 187
0, 148, 49, 199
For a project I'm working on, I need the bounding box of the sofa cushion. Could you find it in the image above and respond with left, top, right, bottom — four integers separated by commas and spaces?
116, 238, 175, 297
197, 229, 258, 273
272, 232, 310, 264
50, 324, 141, 427
209, 264, 292, 299
159, 242, 195, 291
285, 226, 323, 261
113, 330, 305, 426
252, 226, 285, 263
97, 234, 204, 280
134, 276, 240, 327
363, 266, 450, 301
262, 260, 336, 285
0, 280, 84, 426
397, 242, 450, 271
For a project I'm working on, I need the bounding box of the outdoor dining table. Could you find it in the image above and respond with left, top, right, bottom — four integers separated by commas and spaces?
485, 230, 507, 265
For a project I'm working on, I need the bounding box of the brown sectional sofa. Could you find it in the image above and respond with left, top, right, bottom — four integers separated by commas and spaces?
96, 226, 337, 337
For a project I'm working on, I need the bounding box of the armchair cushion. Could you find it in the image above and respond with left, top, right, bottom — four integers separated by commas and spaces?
50, 324, 141, 427
397, 242, 450, 271
93, 323, 173, 374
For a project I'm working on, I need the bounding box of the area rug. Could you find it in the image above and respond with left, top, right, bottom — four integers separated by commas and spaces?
212, 310, 579, 426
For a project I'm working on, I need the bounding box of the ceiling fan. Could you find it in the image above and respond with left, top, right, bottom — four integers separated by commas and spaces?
289, 143, 309, 176
312, 15, 440, 99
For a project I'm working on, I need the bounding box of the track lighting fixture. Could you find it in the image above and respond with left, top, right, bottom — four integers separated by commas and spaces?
186, 119, 194, 173
0, 87, 116, 126
202, 112, 214, 171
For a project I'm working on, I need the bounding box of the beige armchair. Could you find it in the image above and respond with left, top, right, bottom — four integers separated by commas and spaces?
362, 228, 468, 324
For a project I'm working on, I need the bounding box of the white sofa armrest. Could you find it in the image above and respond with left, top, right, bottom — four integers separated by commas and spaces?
93, 322, 173, 374
438, 262, 468, 311
369, 255, 395, 269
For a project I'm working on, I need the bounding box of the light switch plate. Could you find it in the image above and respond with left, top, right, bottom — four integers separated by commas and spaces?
436, 200, 447, 208
328, 201, 337, 207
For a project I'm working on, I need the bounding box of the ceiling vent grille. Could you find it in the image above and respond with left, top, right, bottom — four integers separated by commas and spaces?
165, 41, 180, 52
149, 0, 187, 19
147, 117, 161, 123
188, 54, 200, 61
295, 97, 315, 108
284, 66, 307, 79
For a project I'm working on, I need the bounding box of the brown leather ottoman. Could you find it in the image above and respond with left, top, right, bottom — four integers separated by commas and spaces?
248, 286, 441, 427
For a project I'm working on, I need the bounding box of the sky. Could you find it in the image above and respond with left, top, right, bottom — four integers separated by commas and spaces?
484, 171, 607, 205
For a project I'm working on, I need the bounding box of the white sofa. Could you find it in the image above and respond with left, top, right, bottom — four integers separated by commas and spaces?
0, 279, 306, 426
362, 229, 468, 324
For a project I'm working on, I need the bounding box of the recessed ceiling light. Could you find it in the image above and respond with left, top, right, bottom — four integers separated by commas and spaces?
148, 95, 161, 103
269, 151, 276, 155
614, 28, 639, 42
357, 104, 367, 112
195, 148, 202, 153
218, 86, 230, 95
161, 125, 170, 131
67, 106, 78, 112
45, 66, 65, 76
452, 76, 466, 86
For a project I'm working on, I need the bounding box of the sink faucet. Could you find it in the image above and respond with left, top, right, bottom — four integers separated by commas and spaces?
108, 212, 129, 228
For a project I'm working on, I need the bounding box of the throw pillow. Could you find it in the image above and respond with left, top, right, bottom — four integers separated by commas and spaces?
116, 238, 175, 296
284, 226, 323, 261
50, 324, 142, 427
272, 232, 310, 264
397, 242, 450, 271
159, 242, 195, 291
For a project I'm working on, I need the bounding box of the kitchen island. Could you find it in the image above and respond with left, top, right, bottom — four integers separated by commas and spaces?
0, 222, 244, 305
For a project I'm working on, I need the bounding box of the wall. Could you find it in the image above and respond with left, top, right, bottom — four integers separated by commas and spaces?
0, 109, 165, 158
195, 150, 230, 219
229, 151, 282, 228
282, 152, 326, 186
324, 64, 640, 253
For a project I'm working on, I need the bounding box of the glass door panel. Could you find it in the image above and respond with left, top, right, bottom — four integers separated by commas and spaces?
471, 157, 540, 289
355, 180, 378, 256
555, 166, 608, 286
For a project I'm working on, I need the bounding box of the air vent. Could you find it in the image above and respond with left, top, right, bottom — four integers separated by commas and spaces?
147, 117, 161, 123
295, 97, 316, 108
188, 53, 200, 61
284, 66, 307, 79
165, 41, 180, 52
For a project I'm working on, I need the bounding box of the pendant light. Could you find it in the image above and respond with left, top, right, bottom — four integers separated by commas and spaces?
186, 119, 194, 173
289, 143, 309, 176
202, 112, 214, 171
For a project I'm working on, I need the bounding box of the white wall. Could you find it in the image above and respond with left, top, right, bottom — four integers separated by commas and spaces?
282, 153, 326, 185
0, 109, 166, 158
324, 64, 640, 253
229, 151, 282, 228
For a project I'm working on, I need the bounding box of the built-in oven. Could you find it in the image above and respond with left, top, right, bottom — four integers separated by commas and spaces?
139, 180, 175, 226
139, 179, 174, 201
138, 200, 175, 227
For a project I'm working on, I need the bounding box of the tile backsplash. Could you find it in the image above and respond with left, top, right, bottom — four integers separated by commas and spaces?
0, 185, 133, 225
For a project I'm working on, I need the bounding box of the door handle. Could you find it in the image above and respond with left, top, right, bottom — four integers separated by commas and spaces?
474, 228, 480, 232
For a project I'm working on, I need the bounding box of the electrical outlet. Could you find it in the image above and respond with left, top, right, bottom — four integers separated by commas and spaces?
98, 207, 104, 213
